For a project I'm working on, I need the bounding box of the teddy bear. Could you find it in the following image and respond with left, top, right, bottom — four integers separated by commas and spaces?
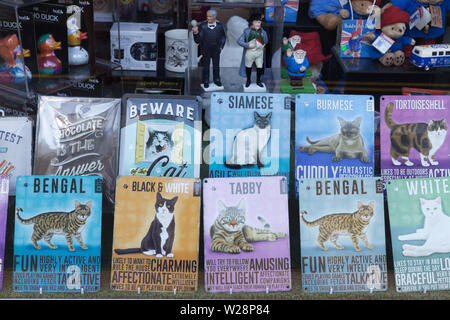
366, 5, 416, 66
308, 0, 381, 31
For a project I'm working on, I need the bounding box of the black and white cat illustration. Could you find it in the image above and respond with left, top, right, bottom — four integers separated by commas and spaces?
299, 116, 370, 163
225, 112, 272, 169
145, 129, 174, 161
114, 192, 178, 258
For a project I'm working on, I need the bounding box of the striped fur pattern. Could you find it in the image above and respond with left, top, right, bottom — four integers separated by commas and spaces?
385, 102, 447, 167
300, 201, 374, 251
15, 200, 92, 251
210, 199, 286, 254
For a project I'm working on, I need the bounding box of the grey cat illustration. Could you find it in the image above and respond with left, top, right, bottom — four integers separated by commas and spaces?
145, 129, 173, 161
299, 116, 370, 163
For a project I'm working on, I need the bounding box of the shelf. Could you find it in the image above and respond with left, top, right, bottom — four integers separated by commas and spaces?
190, 1, 271, 8
0, 0, 49, 8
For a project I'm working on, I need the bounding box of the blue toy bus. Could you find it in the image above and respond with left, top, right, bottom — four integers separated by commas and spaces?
410, 44, 450, 71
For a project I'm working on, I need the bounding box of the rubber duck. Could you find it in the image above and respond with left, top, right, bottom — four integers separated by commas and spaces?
0, 34, 31, 84
37, 34, 62, 75
67, 5, 89, 66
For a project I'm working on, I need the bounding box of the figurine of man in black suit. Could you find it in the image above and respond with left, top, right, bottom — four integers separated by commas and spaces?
192, 9, 226, 89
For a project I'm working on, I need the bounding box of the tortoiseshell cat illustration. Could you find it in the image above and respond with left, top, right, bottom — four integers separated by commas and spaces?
210, 198, 286, 254
385, 102, 447, 167
300, 201, 374, 251
115, 192, 178, 258
15, 200, 92, 251
299, 116, 370, 163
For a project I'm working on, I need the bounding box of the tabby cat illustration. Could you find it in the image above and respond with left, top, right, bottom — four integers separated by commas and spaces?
145, 129, 173, 161
210, 198, 286, 254
114, 192, 178, 258
15, 200, 92, 251
299, 116, 370, 163
225, 112, 272, 169
385, 102, 447, 167
300, 201, 374, 251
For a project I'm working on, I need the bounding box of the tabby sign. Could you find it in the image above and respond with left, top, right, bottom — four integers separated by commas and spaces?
0, 117, 32, 195
295, 94, 375, 197
208, 92, 291, 180
111, 176, 201, 292
34, 96, 121, 203
0, 175, 9, 290
119, 94, 202, 178
299, 177, 388, 293
202, 176, 291, 293
380, 96, 450, 181
13, 176, 103, 293
386, 177, 450, 293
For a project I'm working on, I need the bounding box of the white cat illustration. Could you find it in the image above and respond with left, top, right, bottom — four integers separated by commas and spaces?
399, 197, 450, 257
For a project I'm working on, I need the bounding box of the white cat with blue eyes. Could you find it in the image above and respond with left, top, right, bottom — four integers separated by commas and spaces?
399, 197, 450, 257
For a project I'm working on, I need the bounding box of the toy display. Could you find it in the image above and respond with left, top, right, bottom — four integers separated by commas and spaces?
237, 14, 268, 91
342, 0, 381, 21
308, 0, 350, 31
192, 9, 226, 91
67, 5, 89, 66
0, 34, 31, 84
410, 44, 450, 70
284, 43, 309, 88
366, 5, 415, 66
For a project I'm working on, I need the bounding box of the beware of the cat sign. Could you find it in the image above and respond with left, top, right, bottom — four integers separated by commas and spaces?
380, 96, 450, 181
295, 94, 375, 198
111, 176, 201, 293
299, 177, 388, 293
0, 175, 8, 290
202, 176, 291, 293
208, 92, 291, 180
386, 177, 450, 293
13, 176, 103, 293
119, 94, 202, 179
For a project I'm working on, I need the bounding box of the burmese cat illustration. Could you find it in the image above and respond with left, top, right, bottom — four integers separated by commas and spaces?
399, 197, 450, 257
300, 201, 374, 251
225, 112, 272, 169
299, 116, 370, 163
145, 129, 173, 161
385, 102, 447, 167
15, 200, 92, 251
210, 198, 286, 254
114, 192, 178, 258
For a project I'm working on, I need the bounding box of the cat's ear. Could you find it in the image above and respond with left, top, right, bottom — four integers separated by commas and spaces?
337, 116, 345, 127
428, 119, 434, 127
266, 112, 272, 119
368, 201, 374, 209
156, 192, 162, 200
357, 201, 363, 209
254, 111, 260, 119
237, 198, 246, 211
75, 200, 80, 207
171, 196, 178, 204
353, 116, 362, 126
420, 198, 426, 205
85, 201, 92, 209
217, 200, 226, 213
436, 196, 441, 204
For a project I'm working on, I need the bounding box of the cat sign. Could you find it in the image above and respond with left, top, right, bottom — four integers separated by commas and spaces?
13, 176, 103, 292
119, 94, 202, 179
299, 177, 388, 293
202, 176, 291, 293
0, 175, 9, 290
111, 176, 201, 292
295, 94, 375, 198
387, 177, 450, 293
380, 96, 450, 181
208, 92, 291, 180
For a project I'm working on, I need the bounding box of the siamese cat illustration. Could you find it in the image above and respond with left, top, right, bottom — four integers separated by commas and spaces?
399, 197, 450, 257
299, 116, 370, 163
114, 192, 178, 257
225, 111, 272, 169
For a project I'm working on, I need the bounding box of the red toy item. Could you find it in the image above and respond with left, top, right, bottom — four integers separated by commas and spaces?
37, 34, 62, 75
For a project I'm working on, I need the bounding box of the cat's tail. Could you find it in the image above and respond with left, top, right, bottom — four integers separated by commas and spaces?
306, 136, 319, 145
15, 208, 35, 225
257, 216, 271, 229
300, 210, 321, 227
114, 248, 142, 255
384, 102, 397, 129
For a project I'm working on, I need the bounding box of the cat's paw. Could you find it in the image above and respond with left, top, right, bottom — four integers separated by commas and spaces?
354, 246, 361, 252
229, 246, 241, 254
156, 254, 164, 258
81, 245, 88, 250
430, 160, 439, 166
241, 244, 254, 252
421, 161, 430, 167
167, 253, 174, 258
366, 244, 374, 250
267, 234, 277, 241
142, 250, 156, 256
404, 160, 414, 166
332, 156, 341, 162
398, 235, 407, 241
335, 245, 344, 250
392, 158, 402, 166
360, 155, 370, 163
68, 247, 75, 252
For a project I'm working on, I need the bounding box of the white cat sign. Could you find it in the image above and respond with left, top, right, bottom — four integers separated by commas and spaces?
387, 177, 450, 293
